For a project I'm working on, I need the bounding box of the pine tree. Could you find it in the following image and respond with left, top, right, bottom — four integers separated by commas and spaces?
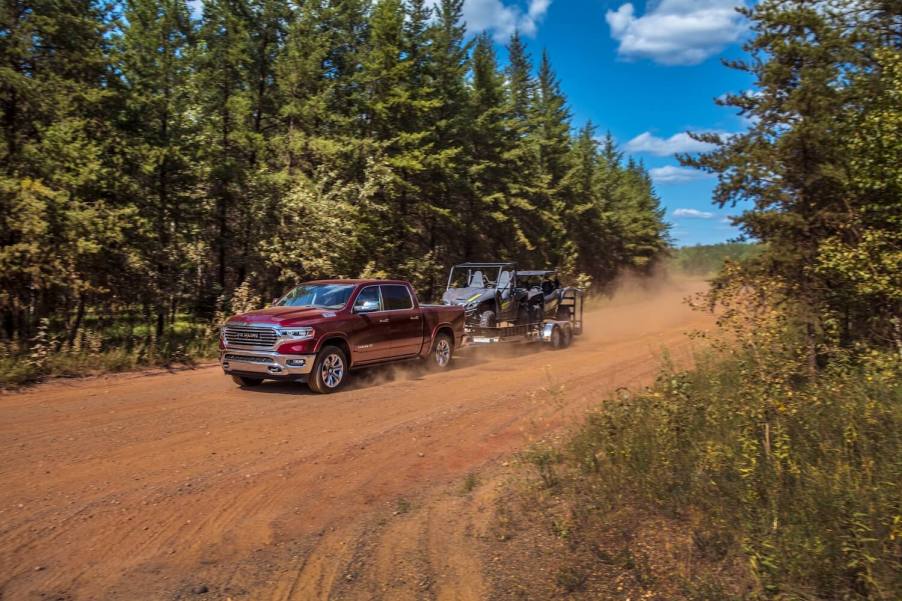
120, 0, 198, 335
681, 0, 901, 350
464, 33, 511, 259
0, 0, 131, 341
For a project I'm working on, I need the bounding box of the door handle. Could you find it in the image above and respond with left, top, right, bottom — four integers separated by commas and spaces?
378, 318, 389, 323
410, 315, 420, 320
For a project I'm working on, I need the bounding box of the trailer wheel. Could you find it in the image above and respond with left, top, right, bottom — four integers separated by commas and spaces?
427, 333, 454, 370
308, 345, 348, 394
548, 325, 564, 350
561, 324, 573, 348
232, 375, 263, 387
479, 310, 496, 328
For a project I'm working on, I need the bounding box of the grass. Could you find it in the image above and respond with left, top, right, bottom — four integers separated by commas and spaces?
461, 471, 480, 494
0, 316, 219, 389
527, 342, 902, 599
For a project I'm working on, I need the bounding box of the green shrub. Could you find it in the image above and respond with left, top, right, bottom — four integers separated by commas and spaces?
670, 243, 763, 277
569, 344, 901, 599
0, 318, 219, 389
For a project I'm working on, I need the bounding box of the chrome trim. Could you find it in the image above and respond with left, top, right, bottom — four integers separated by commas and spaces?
223, 324, 279, 349
353, 285, 383, 313
222, 322, 315, 352
220, 349, 315, 376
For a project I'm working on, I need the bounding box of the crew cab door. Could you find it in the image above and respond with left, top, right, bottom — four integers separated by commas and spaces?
350, 285, 393, 362
380, 284, 424, 357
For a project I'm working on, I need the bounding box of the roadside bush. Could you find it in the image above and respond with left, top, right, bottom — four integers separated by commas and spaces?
0, 317, 219, 389
568, 342, 901, 599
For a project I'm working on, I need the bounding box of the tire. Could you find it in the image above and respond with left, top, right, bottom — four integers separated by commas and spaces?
232, 375, 263, 387
479, 310, 497, 328
427, 333, 454, 370
560, 324, 573, 348
531, 304, 544, 323
548, 325, 564, 350
308, 345, 348, 394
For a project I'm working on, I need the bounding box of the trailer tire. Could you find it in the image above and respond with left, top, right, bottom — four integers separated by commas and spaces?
308, 345, 348, 394
232, 375, 263, 387
548, 325, 564, 350
479, 310, 497, 328
561, 324, 573, 348
427, 333, 454, 370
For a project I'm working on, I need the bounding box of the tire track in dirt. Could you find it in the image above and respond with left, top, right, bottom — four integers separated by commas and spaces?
0, 279, 712, 600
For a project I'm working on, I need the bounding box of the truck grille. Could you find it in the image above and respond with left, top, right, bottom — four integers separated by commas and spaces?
223, 353, 275, 364
224, 325, 278, 349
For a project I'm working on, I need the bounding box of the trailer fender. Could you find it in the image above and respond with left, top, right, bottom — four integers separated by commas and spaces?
542, 323, 564, 349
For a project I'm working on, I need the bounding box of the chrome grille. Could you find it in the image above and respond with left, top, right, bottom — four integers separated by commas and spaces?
224, 325, 278, 349
224, 353, 275, 364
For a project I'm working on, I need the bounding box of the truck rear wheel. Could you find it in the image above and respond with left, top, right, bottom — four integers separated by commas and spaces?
427, 333, 453, 370
232, 375, 263, 387
308, 345, 348, 394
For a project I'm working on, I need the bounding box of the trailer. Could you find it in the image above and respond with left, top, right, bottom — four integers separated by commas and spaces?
462, 286, 584, 349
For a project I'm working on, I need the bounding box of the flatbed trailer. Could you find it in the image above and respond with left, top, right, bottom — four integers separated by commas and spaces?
462, 287, 584, 349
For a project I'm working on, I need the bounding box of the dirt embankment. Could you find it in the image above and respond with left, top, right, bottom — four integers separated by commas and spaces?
0, 277, 713, 601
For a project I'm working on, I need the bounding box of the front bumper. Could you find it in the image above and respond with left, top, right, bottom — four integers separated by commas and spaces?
220, 349, 315, 379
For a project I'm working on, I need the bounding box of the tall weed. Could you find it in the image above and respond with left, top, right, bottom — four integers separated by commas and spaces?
569, 340, 900, 599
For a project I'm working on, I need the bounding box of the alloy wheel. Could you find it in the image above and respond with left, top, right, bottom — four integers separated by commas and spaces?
435, 338, 451, 367
321, 353, 344, 388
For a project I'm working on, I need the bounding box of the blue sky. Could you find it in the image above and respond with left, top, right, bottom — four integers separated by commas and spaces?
189, 0, 753, 245
460, 0, 756, 246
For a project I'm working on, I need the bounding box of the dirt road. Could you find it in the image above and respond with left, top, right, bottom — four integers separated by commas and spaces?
0, 280, 713, 601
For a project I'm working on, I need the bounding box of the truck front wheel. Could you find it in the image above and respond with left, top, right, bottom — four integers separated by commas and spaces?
428, 333, 454, 370
308, 345, 348, 394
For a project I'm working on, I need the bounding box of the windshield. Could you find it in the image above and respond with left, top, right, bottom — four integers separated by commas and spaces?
276, 283, 355, 309
447, 266, 504, 290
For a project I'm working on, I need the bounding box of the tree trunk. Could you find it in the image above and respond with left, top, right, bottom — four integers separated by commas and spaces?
67, 295, 86, 348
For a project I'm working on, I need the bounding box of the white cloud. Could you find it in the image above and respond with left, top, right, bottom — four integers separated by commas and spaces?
457, 0, 552, 40
674, 208, 715, 219
650, 165, 712, 183
605, 0, 748, 65
625, 131, 717, 155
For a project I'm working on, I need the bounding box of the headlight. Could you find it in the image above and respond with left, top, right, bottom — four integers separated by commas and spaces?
278, 327, 314, 340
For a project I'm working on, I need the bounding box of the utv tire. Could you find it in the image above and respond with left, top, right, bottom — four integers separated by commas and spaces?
232, 375, 263, 387
308, 345, 348, 394
427, 333, 454, 370
531, 304, 544, 324
479, 310, 497, 328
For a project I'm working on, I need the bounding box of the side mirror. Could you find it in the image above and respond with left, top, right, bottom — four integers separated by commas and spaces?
354, 299, 380, 313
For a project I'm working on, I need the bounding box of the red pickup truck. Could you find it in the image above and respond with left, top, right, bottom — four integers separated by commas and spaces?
219, 280, 465, 393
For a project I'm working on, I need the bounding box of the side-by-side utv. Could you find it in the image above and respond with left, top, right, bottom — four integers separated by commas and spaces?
441, 262, 584, 349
